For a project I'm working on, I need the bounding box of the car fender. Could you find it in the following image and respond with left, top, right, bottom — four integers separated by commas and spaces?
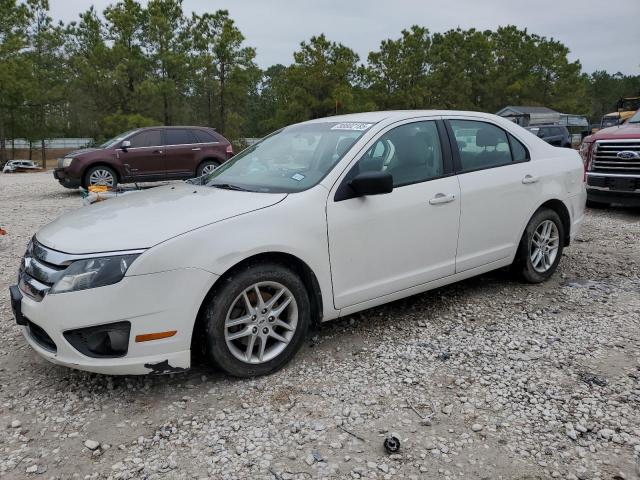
128, 185, 339, 321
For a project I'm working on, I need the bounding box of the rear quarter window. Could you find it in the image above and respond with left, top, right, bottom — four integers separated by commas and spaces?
193, 129, 221, 143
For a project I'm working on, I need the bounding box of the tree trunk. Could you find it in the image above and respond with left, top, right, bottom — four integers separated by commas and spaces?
0, 118, 6, 164
207, 88, 213, 127
41, 138, 46, 170
219, 63, 226, 134
163, 93, 170, 125
29, 141, 33, 160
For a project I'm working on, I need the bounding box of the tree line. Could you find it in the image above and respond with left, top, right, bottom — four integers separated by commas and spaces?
1, 0, 639, 163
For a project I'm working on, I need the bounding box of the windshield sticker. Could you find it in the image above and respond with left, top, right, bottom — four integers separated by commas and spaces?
291, 173, 305, 181
331, 122, 373, 131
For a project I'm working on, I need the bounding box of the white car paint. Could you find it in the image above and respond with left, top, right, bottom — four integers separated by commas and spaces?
14, 110, 586, 374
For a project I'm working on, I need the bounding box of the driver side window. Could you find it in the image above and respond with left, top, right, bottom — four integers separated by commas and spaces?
354, 121, 444, 188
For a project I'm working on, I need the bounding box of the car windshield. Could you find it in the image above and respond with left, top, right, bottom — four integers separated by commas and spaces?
99, 129, 138, 148
628, 110, 640, 123
203, 121, 373, 193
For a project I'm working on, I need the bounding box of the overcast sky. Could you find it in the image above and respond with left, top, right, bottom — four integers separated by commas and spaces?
49, 0, 640, 75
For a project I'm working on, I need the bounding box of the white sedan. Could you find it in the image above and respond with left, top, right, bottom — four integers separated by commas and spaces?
11, 111, 586, 377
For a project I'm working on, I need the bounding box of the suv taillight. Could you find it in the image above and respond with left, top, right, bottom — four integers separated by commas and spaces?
226, 144, 234, 156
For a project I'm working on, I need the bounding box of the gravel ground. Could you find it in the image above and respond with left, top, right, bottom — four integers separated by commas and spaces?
1, 172, 639, 480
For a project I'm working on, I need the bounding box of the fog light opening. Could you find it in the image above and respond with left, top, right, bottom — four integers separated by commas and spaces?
64, 321, 131, 358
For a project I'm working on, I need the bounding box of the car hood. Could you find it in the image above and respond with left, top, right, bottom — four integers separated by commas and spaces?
36, 183, 287, 254
587, 122, 640, 141
65, 147, 103, 158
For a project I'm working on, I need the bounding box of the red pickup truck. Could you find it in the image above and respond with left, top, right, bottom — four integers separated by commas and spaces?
580, 109, 640, 207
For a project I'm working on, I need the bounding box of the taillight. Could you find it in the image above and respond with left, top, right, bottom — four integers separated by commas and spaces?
226, 144, 234, 156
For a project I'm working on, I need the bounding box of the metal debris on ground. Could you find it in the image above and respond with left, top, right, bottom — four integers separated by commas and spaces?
383, 435, 400, 454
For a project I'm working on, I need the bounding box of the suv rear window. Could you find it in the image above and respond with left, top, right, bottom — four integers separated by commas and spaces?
165, 129, 197, 145
193, 129, 219, 143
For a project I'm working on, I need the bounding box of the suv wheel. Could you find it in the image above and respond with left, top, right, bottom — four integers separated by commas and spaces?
84, 166, 117, 189
513, 208, 565, 283
202, 263, 311, 377
197, 160, 220, 177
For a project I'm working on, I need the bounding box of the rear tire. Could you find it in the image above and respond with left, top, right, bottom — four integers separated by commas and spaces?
83, 165, 117, 189
197, 160, 220, 177
202, 262, 311, 377
513, 208, 565, 284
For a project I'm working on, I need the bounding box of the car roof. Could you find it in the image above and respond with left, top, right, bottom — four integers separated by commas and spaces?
140, 126, 215, 130
300, 110, 512, 126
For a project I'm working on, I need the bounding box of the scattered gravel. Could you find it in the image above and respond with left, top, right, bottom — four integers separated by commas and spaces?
1, 172, 639, 479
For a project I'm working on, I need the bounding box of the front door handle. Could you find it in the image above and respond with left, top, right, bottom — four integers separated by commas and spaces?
429, 193, 456, 205
152, 149, 163, 154
192, 147, 201, 151
522, 175, 539, 184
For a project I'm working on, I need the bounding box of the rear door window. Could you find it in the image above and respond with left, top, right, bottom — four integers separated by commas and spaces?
165, 129, 198, 145
449, 120, 512, 172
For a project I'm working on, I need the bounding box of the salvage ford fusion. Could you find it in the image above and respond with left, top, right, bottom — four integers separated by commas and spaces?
10, 111, 586, 377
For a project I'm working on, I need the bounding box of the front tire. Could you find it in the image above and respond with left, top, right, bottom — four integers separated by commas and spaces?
84, 165, 117, 189
202, 263, 311, 377
513, 208, 565, 283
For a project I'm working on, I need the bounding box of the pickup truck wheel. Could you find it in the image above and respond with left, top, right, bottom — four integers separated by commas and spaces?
84, 166, 117, 189
197, 160, 220, 177
513, 208, 564, 284
203, 263, 310, 377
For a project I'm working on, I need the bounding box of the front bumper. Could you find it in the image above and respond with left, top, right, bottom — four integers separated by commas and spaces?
13, 268, 218, 375
586, 173, 640, 206
53, 169, 81, 188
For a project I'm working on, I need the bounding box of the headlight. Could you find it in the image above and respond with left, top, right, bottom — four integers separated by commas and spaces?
50, 254, 139, 294
62, 157, 74, 168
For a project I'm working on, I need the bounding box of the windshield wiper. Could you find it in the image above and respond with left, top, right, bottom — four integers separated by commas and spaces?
209, 183, 250, 191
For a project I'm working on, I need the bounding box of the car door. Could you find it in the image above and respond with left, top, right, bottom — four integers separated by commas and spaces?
445, 118, 541, 272
119, 129, 165, 180
327, 119, 460, 310
164, 129, 200, 179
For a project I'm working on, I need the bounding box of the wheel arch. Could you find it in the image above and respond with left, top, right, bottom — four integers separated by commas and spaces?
537, 199, 571, 247
190, 251, 324, 354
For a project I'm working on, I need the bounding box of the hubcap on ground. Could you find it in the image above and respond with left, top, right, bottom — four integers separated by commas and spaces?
89, 169, 115, 187
224, 281, 298, 364
529, 219, 559, 273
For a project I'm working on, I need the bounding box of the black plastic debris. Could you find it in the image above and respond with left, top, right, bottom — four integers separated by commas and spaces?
383, 435, 400, 454
580, 372, 608, 387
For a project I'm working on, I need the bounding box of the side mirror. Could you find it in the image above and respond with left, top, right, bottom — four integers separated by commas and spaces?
349, 171, 393, 197
537, 130, 545, 138
121, 140, 131, 151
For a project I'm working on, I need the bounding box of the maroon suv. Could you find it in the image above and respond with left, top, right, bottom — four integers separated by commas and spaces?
54, 126, 233, 188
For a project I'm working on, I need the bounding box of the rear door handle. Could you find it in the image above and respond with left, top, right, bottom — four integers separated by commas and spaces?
522, 175, 538, 184
429, 193, 456, 205
192, 147, 201, 151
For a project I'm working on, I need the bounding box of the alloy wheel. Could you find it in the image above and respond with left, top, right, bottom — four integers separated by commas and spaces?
224, 281, 298, 364
201, 163, 218, 175
529, 219, 560, 273
89, 169, 115, 187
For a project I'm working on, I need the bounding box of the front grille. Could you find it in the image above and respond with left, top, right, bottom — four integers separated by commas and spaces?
28, 320, 57, 352
592, 140, 640, 175
18, 239, 71, 302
